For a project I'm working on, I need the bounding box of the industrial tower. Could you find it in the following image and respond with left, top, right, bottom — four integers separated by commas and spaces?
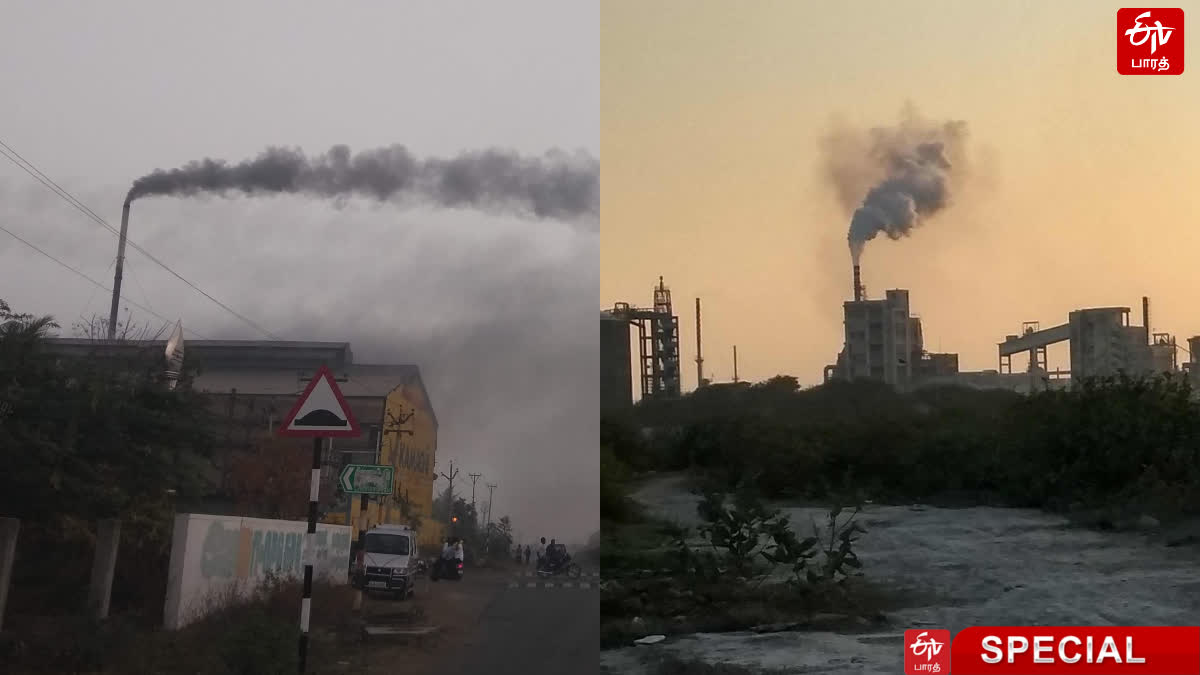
600, 277, 682, 409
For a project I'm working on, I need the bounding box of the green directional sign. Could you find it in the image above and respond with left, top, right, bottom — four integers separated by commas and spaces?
338, 464, 394, 495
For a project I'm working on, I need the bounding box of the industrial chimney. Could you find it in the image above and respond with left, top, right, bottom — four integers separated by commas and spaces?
1142, 296, 1150, 345
107, 200, 132, 340
695, 298, 704, 388
852, 265, 863, 302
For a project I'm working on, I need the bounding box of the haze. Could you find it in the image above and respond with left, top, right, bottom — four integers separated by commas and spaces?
602, 0, 1200, 391
0, 0, 599, 544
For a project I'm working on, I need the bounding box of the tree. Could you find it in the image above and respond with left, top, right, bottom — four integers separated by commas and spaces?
0, 299, 215, 521
1, 299, 217, 615
228, 436, 312, 519
486, 515, 514, 556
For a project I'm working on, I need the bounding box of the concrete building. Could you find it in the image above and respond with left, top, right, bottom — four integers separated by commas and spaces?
999, 306, 1163, 383
831, 289, 919, 386
42, 338, 443, 548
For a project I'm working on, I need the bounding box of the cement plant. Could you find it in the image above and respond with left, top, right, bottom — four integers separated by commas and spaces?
601, 270, 1200, 411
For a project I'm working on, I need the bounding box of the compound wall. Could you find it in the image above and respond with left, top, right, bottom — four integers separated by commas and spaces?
163, 513, 352, 630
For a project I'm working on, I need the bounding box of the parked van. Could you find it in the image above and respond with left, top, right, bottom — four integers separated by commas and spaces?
352, 524, 420, 599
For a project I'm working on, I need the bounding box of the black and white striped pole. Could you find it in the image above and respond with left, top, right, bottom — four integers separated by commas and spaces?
275, 365, 362, 675
299, 436, 321, 673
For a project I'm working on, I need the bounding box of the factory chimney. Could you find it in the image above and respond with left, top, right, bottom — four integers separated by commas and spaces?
1142, 296, 1150, 345
107, 200, 132, 340
853, 264, 863, 302
695, 298, 704, 388
733, 345, 739, 383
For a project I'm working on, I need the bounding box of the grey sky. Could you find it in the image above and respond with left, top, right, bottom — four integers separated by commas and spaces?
0, 1, 598, 544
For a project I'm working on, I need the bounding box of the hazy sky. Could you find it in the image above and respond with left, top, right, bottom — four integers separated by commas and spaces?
0, 1, 598, 543
602, 0, 1200, 391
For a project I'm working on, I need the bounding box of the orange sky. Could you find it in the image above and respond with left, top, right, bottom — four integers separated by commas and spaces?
602, 0, 1200, 392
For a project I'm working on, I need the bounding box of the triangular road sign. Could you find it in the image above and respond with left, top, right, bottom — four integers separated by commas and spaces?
277, 364, 362, 438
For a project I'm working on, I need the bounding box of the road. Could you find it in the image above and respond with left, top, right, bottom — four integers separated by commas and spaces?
362, 564, 599, 675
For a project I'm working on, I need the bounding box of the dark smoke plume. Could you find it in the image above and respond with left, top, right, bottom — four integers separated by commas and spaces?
127, 145, 598, 222
822, 109, 967, 263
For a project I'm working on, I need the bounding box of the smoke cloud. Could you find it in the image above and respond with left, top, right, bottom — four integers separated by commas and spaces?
126, 145, 599, 222
821, 108, 968, 263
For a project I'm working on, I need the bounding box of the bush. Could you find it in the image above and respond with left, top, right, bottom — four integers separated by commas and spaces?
609, 374, 1200, 522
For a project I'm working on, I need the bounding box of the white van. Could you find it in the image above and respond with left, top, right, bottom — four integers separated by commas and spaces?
353, 524, 420, 599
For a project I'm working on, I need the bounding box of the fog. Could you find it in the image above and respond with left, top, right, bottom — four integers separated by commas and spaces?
0, 0, 598, 545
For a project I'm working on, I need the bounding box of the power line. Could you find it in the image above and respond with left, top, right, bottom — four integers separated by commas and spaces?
0, 138, 281, 340
0, 222, 210, 339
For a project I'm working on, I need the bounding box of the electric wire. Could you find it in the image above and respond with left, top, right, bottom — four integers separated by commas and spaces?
0, 139, 280, 339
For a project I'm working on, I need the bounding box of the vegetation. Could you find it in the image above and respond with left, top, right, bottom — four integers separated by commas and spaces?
605, 374, 1200, 522
1, 300, 216, 620
0, 576, 359, 675
431, 487, 515, 560
600, 370, 1200, 646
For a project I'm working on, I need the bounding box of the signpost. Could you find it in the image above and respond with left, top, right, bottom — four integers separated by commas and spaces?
339, 464, 394, 495
277, 364, 361, 674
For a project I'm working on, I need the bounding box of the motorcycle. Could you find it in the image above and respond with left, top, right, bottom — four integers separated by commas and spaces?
536, 545, 581, 579
430, 555, 463, 581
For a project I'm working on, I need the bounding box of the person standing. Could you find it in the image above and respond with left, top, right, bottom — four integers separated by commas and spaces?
523, 544, 531, 566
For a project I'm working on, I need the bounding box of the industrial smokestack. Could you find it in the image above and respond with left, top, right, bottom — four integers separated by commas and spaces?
733, 345, 739, 383
107, 200, 132, 340
853, 264, 863, 302
695, 298, 704, 388
1143, 296, 1150, 345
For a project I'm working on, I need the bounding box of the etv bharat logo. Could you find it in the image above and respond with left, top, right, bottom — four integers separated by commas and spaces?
1118, 8, 1185, 74
904, 629, 951, 674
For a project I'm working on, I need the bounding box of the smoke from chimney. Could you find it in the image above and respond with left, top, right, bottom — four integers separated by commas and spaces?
125, 145, 598, 222
822, 108, 968, 265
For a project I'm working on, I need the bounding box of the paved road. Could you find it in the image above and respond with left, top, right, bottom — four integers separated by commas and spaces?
450, 570, 599, 675
361, 566, 598, 675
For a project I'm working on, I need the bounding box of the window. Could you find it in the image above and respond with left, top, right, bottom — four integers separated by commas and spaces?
364, 533, 410, 555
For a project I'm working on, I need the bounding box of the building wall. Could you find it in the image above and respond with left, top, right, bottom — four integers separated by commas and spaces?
841, 290, 915, 386
350, 382, 441, 550
601, 318, 633, 412
1068, 309, 1151, 379
203, 391, 385, 513
163, 513, 351, 630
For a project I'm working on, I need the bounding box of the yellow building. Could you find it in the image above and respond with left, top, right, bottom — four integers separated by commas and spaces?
317, 366, 439, 552
374, 380, 442, 550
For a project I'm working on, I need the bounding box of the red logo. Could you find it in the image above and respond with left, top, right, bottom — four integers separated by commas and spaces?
905, 629, 951, 674
950, 626, 1200, 674
1118, 8, 1185, 74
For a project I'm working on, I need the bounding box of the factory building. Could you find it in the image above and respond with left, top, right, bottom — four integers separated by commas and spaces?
601, 277, 682, 410
825, 276, 1192, 394
600, 314, 634, 412
42, 338, 443, 548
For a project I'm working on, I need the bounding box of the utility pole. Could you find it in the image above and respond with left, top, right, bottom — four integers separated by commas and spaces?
439, 461, 459, 526
485, 483, 497, 528
485, 482, 497, 555
468, 472, 481, 510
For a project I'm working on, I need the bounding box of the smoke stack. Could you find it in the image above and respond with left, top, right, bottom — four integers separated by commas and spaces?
107, 200, 132, 340
853, 264, 862, 302
695, 298, 704, 388
733, 345, 739, 383
1143, 296, 1150, 345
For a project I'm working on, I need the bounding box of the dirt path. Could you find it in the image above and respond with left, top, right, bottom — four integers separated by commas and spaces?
602, 473, 1200, 674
